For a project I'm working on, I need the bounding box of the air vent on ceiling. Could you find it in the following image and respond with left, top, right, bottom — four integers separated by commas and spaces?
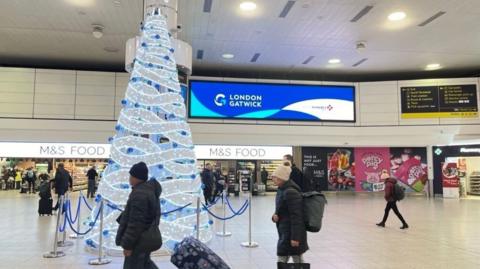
250, 53, 261, 62
352, 58, 368, 67
203, 0, 213, 13
279, 1, 296, 18
302, 56, 314, 65
196, 50, 204, 60
350, 5, 374, 22
418, 11, 446, 27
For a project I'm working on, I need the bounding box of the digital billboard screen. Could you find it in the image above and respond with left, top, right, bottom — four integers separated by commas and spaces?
189, 80, 355, 122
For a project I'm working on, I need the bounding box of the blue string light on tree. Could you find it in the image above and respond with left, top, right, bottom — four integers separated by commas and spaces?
85, 10, 212, 254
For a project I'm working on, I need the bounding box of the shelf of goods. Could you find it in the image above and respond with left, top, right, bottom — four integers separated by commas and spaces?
262, 160, 284, 192
62, 161, 106, 192
469, 171, 480, 195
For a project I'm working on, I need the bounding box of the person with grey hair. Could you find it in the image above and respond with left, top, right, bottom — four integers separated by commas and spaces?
272, 162, 309, 266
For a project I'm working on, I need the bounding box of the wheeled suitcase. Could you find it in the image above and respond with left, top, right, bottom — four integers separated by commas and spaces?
171, 237, 230, 269
38, 198, 53, 216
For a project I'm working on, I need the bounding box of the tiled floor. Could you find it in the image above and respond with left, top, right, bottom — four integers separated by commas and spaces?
1, 190, 480, 269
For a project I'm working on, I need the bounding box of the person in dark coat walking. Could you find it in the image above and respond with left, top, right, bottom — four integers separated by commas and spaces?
201, 163, 215, 205
52, 163, 73, 211
283, 154, 308, 192
86, 166, 98, 198
272, 162, 308, 264
376, 171, 409, 229
116, 162, 161, 269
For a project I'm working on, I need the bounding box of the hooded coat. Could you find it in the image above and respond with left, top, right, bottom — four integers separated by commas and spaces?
116, 180, 162, 251
274, 179, 308, 256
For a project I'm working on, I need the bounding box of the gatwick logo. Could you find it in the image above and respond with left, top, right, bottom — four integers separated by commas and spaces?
214, 94, 227, 106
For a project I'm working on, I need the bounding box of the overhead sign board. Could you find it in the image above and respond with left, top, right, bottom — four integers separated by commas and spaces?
189, 80, 355, 122
401, 84, 478, 118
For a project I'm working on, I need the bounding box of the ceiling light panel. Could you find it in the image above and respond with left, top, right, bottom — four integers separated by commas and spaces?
418, 11, 446, 27
279, 1, 296, 18
350, 5, 374, 22
302, 56, 315, 65
203, 0, 213, 13
250, 53, 261, 62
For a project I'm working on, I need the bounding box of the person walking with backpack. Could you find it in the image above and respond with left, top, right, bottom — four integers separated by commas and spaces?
376, 171, 409, 229
25, 167, 37, 194
116, 162, 161, 269
272, 162, 308, 266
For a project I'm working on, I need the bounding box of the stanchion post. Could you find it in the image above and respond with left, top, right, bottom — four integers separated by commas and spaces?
43, 195, 66, 258
70, 191, 84, 239
241, 177, 258, 248
57, 192, 74, 247
196, 196, 200, 240
216, 189, 231, 237
89, 199, 112, 265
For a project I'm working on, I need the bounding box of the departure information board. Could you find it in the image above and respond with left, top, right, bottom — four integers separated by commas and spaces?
401, 84, 478, 118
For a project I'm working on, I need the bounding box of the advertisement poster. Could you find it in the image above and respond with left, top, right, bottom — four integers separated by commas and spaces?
355, 148, 390, 192
189, 80, 355, 122
327, 148, 355, 191
390, 148, 428, 192
302, 147, 328, 191
442, 162, 460, 198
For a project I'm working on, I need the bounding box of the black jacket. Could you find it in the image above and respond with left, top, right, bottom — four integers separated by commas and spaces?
201, 169, 214, 190
54, 168, 72, 195
274, 180, 308, 256
290, 164, 306, 192
116, 180, 161, 251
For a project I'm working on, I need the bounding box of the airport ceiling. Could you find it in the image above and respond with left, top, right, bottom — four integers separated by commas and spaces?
1, 0, 480, 81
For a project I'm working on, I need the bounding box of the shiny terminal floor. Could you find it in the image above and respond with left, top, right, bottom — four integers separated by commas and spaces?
1, 191, 479, 269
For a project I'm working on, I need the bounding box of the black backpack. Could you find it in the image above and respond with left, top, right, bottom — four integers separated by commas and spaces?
393, 183, 405, 201
302, 191, 327, 232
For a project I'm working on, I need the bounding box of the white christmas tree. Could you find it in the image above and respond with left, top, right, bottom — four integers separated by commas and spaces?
85, 10, 212, 254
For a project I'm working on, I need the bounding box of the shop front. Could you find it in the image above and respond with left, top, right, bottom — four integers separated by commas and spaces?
433, 144, 480, 198
0, 142, 109, 191
195, 145, 293, 194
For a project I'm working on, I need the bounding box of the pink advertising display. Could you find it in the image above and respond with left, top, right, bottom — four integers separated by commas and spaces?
355, 148, 391, 192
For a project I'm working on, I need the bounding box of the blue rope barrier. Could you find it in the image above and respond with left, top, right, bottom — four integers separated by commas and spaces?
202, 200, 249, 220
59, 203, 68, 232
67, 195, 82, 224
161, 203, 192, 216
225, 196, 249, 215
65, 203, 103, 236
81, 194, 93, 211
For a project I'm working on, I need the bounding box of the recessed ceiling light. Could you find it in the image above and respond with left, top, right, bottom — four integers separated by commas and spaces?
328, 58, 341, 64
65, 0, 95, 7
113, 0, 121, 6
92, 24, 104, 39
222, 53, 235, 59
425, 63, 441, 70
388, 11, 406, 21
240, 1, 257, 11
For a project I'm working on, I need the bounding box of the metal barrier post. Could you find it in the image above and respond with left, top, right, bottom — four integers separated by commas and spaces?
241, 177, 258, 248
70, 191, 84, 239
216, 189, 231, 237
89, 199, 112, 265
57, 192, 74, 247
43, 195, 66, 258
196, 196, 201, 240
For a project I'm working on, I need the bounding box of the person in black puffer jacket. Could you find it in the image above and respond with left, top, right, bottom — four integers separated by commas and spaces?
116, 162, 161, 269
272, 162, 308, 264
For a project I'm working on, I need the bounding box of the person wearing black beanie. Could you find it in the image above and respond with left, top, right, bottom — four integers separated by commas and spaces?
116, 162, 162, 268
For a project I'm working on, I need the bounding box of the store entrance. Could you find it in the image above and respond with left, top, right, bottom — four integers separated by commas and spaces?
457, 157, 480, 196
197, 159, 285, 194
